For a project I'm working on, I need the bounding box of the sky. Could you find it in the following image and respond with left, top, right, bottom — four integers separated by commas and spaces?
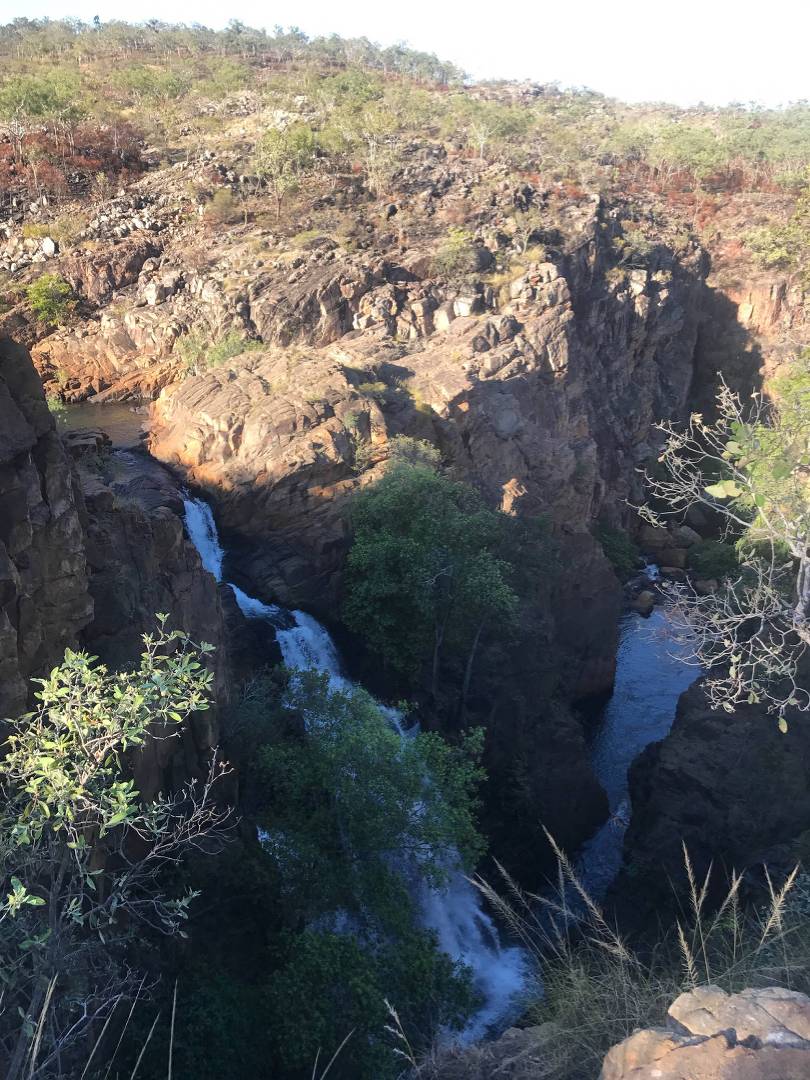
3, 0, 810, 108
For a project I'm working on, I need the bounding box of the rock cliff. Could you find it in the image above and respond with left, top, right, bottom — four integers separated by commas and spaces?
0, 337, 228, 793
0, 335, 92, 717
615, 680, 810, 922
143, 197, 707, 878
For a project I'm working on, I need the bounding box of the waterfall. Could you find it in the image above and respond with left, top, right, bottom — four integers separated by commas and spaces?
182, 495, 527, 1041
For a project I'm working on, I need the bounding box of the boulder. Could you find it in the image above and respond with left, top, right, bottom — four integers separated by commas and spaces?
639, 524, 671, 552
658, 547, 688, 569
630, 590, 656, 616
671, 523, 702, 548
601, 986, 810, 1079
695, 578, 719, 595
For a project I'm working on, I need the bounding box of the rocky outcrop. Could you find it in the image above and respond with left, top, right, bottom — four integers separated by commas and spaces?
0, 336, 92, 717
616, 681, 810, 921
77, 451, 228, 793
0, 335, 230, 798
61, 234, 160, 306
425, 986, 810, 1079
601, 986, 810, 1079
146, 205, 705, 878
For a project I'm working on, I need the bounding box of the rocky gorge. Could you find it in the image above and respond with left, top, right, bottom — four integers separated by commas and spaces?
2, 28, 810, 1077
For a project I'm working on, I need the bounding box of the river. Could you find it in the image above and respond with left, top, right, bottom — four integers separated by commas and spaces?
575, 607, 698, 900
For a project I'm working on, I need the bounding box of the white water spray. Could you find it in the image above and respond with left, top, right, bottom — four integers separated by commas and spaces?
183, 494, 527, 1040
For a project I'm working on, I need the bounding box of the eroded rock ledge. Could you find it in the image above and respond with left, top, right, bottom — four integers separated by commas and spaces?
602, 986, 810, 1079
425, 986, 810, 1079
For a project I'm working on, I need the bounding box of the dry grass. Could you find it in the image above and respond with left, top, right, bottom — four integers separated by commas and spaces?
453, 831, 810, 1080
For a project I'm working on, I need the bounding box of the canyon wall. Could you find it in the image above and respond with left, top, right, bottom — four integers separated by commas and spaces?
0, 336, 92, 717
144, 199, 708, 879
0, 336, 228, 793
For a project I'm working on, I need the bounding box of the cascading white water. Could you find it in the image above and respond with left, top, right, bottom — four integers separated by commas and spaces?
183, 495, 527, 1040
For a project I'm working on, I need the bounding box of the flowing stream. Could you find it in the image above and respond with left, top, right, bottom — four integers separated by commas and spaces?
576, 605, 699, 899
182, 495, 528, 1041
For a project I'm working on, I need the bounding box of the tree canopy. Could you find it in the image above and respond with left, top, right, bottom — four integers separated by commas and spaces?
343, 456, 519, 700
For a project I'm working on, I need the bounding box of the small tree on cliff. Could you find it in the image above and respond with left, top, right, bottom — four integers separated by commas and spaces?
254, 122, 316, 220
642, 365, 810, 724
343, 453, 518, 703
0, 619, 231, 1080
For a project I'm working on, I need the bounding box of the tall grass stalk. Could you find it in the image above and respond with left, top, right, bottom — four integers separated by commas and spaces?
448, 839, 810, 1080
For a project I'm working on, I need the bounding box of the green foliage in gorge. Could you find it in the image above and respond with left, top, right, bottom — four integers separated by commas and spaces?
177, 328, 262, 376
594, 524, 640, 580
343, 457, 519, 698
153, 668, 483, 1080
252, 670, 485, 925
25, 273, 75, 326
0, 620, 228, 1080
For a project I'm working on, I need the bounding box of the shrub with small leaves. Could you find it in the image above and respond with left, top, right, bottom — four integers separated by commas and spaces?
0, 619, 230, 1079
25, 273, 75, 327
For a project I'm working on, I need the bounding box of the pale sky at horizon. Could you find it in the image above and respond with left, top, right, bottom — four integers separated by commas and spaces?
1, 0, 808, 109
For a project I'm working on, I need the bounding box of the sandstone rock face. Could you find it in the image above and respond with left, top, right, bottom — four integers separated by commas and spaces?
61, 234, 160, 306
0, 336, 228, 799
147, 206, 704, 879
0, 336, 92, 717
78, 451, 228, 795
616, 680, 810, 921
151, 347, 391, 610
601, 986, 810, 1080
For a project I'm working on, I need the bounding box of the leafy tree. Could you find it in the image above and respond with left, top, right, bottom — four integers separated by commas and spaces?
343, 459, 518, 700
25, 273, 75, 327
254, 122, 317, 219
0, 620, 230, 1080
252, 669, 485, 927
643, 368, 810, 722
267, 929, 476, 1079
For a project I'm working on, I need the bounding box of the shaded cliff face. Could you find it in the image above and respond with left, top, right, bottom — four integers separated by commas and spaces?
0, 336, 92, 717
0, 338, 229, 796
615, 680, 810, 924
75, 451, 229, 795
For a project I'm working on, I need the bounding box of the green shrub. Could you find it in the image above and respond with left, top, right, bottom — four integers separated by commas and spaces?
687, 539, 740, 579
25, 273, 75, 326
177, 329, 262, 376
206, 187, 241, 224
46, 392, 66, 419
433, 227, 479, 282
595, 523, 640, 580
